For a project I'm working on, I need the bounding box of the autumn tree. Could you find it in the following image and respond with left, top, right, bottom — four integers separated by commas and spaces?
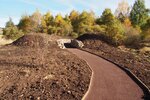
18, 10, 42, 33
30, 10, 42, 32
115, 0, 130, 22
63, 15, 73, 36
69, 10, 79, 30
130, 0, 149, 27
18, 15, 32, 33
75, 11, 96, 35
101, 9, 125, 45
48, 14, 73, 36
123, 18, 132, 27
41, 11, 54, 33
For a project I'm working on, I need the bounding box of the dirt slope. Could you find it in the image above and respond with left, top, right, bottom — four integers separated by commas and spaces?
0, 33, 91, 100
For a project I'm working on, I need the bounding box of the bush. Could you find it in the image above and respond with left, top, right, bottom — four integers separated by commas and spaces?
92, 25, 106, 33
105, 20, 125, 46
3, 26, 24, 40
124, 27, 141, 47
69, 32, 78, 38
142, 28, 150, 42
141, 18, 150, 42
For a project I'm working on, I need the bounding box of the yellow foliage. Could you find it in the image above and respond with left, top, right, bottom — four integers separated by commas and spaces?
123, 18, 131, 27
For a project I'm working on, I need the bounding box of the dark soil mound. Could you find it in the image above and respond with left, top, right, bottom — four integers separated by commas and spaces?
77, 34, 115, 50
77, 34, 116, 46
13, 33, 48, 48
78, 34, 150, 90
0, 34, 91, 99
77, 34, 101, 41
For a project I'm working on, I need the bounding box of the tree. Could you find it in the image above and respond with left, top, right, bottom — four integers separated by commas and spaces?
101, 9, 125, 45
117, 13, 126, 23
64, 15, 73, 36
105, 20, 125, 45
101, 9, 115, 25
115, 0, 130, 19
3, 19, 24, 40
141, 18, 150, 41
123, 18, 132, 27
18, 15, 32, 33
49, 14, 73, 36
69, 10, 79, 35
41, 11, 54, 33
30, 10, 42, 32
18, 10, 42, 33
6, 18, 14, 27
76, 11, 95, 35
130, 0, 149, 27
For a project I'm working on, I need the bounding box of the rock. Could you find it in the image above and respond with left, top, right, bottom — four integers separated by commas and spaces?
57, 39, 72, 49
57, 39, 84, 49
71, 39, 84, 48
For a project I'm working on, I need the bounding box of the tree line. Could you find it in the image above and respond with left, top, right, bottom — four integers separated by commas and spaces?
3, 0, 150, 47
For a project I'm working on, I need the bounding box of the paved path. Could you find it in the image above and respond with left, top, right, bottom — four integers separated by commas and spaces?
68, 49, 144, 100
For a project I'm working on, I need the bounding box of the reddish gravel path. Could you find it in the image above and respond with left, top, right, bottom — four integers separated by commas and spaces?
68, 49, 144, 100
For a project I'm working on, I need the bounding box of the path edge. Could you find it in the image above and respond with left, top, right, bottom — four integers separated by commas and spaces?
79, 48, 150, 97
67, 49, 94, 100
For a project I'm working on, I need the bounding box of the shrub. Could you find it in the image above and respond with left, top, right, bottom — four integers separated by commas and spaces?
69, 32, 78, 38
105, 20, 125, 46
92, 25, 106, 33
141, 18, 150, 42
3, 26, 24, 40
124, 26, 141, 47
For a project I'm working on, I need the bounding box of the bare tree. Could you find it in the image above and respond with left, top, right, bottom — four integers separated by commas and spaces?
115, 0, 130, 17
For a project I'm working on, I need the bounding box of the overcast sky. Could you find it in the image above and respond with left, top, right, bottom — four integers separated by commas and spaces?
0, 0, 150, 27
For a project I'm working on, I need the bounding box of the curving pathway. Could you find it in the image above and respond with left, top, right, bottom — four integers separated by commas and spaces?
68, 49, 144, 100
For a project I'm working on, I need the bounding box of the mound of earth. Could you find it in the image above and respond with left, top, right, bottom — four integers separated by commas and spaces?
12, 33, 61, 48
78, 34, 150, 89
0, 33, 91, 100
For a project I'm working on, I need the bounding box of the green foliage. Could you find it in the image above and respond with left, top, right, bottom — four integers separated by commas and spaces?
69, 32, 78, 38
73, 11, 95, 34
105, 20, 125, 45
69, 10, 80, 33
3, 19, 24, 40
18, 15, 32, 33
101, 9, 115, 25
6, 18, 14, 27
18, 10, 42, 33
5, 1, 149, 47
100, 9, 125, 45
141, 18, 150, 41
3, 26, 24, 40
92, 25, 106, 33
130, 0, 149, 27
41, 12, 54, 33
49, 14, 73, 36
117, 13, 126, 22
